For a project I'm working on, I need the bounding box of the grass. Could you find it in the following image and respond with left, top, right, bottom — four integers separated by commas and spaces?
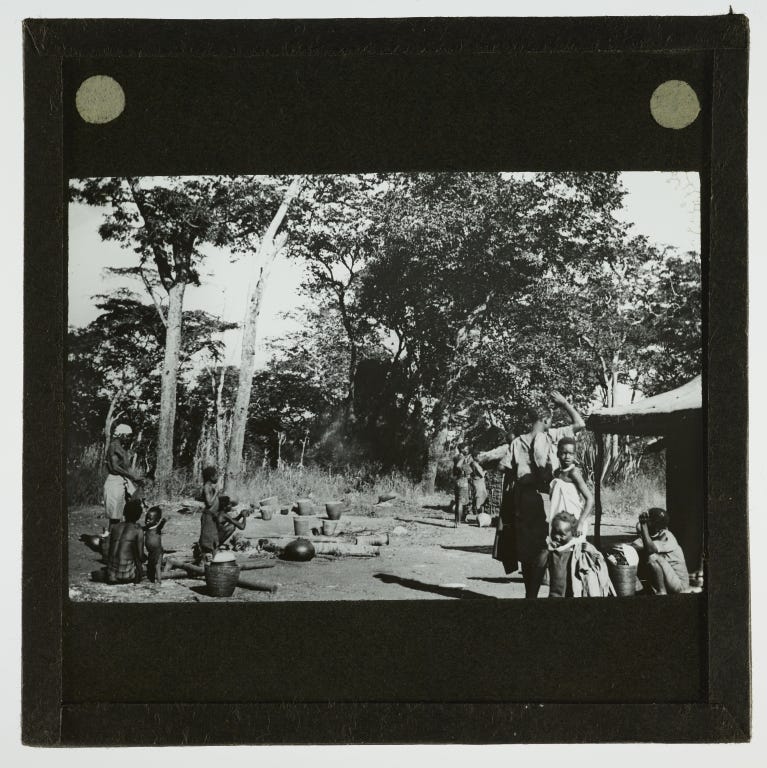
67, 443, 665, 522
600, 472, 666, 524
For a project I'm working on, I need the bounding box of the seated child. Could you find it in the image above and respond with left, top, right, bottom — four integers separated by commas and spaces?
546, 511, 614, 598
143, 505, 167, 584
106, 498, 144, 584
196, 465, 245, 561
632, 508, 690, 595
549, 436, 593, 537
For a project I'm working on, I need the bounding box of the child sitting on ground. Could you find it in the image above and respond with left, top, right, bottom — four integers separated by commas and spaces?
632, 507, 690, 595
143, 506, 167, 584
106, 498, 144, 585
195, 465, 247, 561
546, 511, 614, 598
549, 436, 594, 537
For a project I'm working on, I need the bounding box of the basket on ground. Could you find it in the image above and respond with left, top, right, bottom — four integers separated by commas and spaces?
205, 556, 240, 597
607, 562, 637, 597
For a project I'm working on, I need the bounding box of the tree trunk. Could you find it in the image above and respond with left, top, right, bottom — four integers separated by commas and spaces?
215, 367, 228, 474
344, 338, 358, 426
225, 244, 279, 489
155, 281, 185, 497
422, 401, 450, 494
225, 176, 303, 491
423, 424, 449, 495
103, 394, 121, 465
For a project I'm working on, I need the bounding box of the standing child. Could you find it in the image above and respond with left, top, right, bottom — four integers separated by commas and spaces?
468, 447, 489, 514
143, 506, 167, 584
548, 436, 594, 537
106, 498, 144, 584
632, 508, 690, 594
452, 444, 472, 528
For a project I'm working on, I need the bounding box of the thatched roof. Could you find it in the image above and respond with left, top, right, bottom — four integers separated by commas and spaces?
587, 375, 701, 436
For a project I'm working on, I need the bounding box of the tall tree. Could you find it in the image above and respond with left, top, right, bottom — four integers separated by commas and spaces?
225, 175, 304, 489
70, 177, 243, 494
288, 175, 382, 427
67, 290, 233, 471
359, 172, 628, 491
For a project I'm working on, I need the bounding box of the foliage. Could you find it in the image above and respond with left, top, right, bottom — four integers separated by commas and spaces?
66, 290, 235, 469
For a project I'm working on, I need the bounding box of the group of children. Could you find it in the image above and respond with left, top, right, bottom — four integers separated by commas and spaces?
104, 465, 251, 585
104, 499, 167, 585
102, 441, 689, 597
542, 437, 690, 597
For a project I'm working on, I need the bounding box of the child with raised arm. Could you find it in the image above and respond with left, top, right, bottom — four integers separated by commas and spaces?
632, 508, 690, 595
548, 436, 594, 537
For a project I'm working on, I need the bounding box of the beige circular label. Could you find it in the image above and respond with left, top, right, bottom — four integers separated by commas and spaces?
650, 80, 700, 130
75, 76, 125, 124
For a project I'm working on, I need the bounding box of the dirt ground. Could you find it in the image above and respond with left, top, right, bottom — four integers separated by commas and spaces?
68, 498, 637, 603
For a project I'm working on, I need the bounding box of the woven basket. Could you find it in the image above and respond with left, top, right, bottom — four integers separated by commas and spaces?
607, 562, 637, 597
205, 560, 240, 597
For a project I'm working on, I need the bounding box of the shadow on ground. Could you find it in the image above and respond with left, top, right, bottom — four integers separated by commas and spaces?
398, 517, 454, 529
467, 575, 524, 584
440, 544, 493, 555
373, 573, 497, 599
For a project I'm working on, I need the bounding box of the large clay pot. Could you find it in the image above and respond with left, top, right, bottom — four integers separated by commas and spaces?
294, 517, 313, 536
283, 538, 315, 562
261, 506, 275, 521
259, 496, 278, 508
297, 498, 315, 516
325, 502, 344, 520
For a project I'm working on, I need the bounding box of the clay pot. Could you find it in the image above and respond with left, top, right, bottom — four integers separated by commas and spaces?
280, 506, 291, 515
322, 519, 339, 536
294, 517, 313, 536
81, 533, 101, 549
283, 538, 315, 562
297, 498, 315, 516
325, 502, 344, 520
261, 506, 275, 521
259, 496, 278, 508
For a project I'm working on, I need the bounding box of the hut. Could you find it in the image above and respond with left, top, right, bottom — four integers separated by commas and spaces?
587, 375, 703, 574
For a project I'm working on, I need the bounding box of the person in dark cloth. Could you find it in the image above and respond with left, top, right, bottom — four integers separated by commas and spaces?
195, 465, 246, 561
485, 392, 585, 597
106, 498, 144, 584
143, 506, 167, 584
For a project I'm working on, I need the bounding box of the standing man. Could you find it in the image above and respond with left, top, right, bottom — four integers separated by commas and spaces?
103, 424, 143, 533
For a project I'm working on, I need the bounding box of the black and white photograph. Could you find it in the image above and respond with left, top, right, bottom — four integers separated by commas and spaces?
66, 170, 702, 603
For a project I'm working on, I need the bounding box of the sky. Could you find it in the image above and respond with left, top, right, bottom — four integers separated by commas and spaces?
68, 171, 701, 367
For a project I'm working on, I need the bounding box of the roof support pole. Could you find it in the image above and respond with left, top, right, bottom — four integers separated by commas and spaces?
594, 431, 604, 549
